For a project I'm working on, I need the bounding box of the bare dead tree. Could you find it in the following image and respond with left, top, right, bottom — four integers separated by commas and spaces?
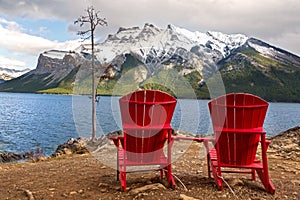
74, 6, 107, 141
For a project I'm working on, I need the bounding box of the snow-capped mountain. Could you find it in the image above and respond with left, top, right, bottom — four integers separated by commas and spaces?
34, 23, 249, 80
0, 67, 30, 82
75, 23, 248, 78
96, 23, 248, 59
1, 23, 300, 102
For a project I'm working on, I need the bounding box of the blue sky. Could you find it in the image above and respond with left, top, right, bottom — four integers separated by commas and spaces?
0, 0, 300, 70
15, 18, 76, 41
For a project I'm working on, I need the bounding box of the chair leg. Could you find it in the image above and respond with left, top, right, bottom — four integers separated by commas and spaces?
211, 165, 223, 190
256, 168, 275, 194
163, 166, 168, 178
207, 154, 211, 178
116, 154, 119, 181
159, 168, 164, 179
251, 169, 256, 180
120, 171, 127, 191
166, 165, 176, 189
216, 174, 223, 190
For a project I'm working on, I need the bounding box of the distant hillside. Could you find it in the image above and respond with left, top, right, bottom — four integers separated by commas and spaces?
0, 67, 30, 83
218, 38, 300, 102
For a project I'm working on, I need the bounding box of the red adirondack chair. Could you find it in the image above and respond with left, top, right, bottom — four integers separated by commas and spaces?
110, 90, 177, 191
204, 93, 275, 194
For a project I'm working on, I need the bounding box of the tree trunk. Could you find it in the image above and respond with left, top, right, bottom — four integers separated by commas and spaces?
91, 30, 96, 141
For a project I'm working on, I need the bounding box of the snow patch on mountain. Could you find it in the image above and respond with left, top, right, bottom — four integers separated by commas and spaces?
37, 23, 249, 81
169, 25, 248, 57
77, 23, 248, 65
0, 67, 30, 79
41, 50, 80, 60
248, 41, 279, 57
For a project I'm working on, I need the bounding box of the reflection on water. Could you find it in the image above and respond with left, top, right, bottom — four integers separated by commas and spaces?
0, 92, 300, 155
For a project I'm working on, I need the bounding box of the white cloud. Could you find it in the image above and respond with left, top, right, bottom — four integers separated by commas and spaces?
0, 18, 82, 69
268, 31, 300, 56
0, 19, 80, 55
0, 23, 54, 55
89, 0, 300, 55
2, 0, 300, 41
0, 0, 299, 70
0, 17, 24, 32
0, 55, 26, 68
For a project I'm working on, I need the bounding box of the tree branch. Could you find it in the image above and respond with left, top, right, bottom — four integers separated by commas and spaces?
74, 6, 107, 39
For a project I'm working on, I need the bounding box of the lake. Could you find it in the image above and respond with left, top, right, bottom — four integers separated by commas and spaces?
1, 92, 300, 156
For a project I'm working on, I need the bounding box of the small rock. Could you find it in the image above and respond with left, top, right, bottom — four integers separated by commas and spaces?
291, 180, 300, 185
129, 183, 166, 195
100, 188, 107, 193
63, 148, 72, 155
62, 193, 68, 197
98, 183, 109, 187
69, 191, 77, 195
228, 178, 244, 186
252, 198, 265, 200
179, 194, 199, 200
112, 185, 121, 191
78, 189, 84, 194
218, 194, 227, 198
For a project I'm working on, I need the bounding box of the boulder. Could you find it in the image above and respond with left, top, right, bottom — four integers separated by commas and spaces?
51, 138, 89, 158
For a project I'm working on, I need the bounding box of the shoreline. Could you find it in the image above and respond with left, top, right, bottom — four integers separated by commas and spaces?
2, 91, 300, 103
1, 126, 299, 164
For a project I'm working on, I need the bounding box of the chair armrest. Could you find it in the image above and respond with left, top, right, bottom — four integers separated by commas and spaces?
202, 137, 216, 151
265, 139, 271, 150
109, 136, 124, 147
203, 137, 215, 143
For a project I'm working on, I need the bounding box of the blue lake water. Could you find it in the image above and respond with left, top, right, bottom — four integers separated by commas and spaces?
0, 92, 300, 156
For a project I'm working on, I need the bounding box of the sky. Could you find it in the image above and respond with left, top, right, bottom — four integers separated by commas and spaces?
0, 0, 300, 70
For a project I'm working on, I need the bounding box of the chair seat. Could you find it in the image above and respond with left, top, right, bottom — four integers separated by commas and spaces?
208, 148, 263, 169
118, 148, 168, 167
213, 127, 266, 134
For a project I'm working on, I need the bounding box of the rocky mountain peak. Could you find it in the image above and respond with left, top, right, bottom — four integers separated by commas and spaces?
96, 23, 249, 68
116, 26, 140, 34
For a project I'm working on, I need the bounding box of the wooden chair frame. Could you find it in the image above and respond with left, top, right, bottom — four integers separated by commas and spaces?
204, 93, 275, 194
110, 90, 177, 191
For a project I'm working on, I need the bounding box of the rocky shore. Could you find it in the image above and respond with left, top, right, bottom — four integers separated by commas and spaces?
0, 152, 32, 163
269, 126, 300, 161
27, 127, 300, 162
2, 127, 299, 164
0, 127, 299, 200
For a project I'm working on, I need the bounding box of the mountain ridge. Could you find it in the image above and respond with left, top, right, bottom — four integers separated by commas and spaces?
0, 23, 299, 102
0, 67, 30, 83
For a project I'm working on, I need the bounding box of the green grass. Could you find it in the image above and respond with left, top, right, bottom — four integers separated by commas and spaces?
38, 88, 73, 94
